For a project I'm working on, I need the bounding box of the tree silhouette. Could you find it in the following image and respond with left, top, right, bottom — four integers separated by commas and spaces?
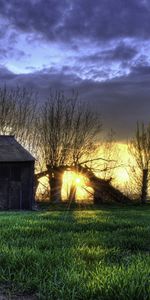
128, 122, 150, 204
0, 86, 38, 156
39, 90, 101, 203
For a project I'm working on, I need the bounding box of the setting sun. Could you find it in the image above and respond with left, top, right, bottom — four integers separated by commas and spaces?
75, 177, 81, 184
36, 143, 134, 201
62, 171, 93, 201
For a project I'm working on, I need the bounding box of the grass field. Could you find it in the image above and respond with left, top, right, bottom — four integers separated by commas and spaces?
0, 205, 150, 299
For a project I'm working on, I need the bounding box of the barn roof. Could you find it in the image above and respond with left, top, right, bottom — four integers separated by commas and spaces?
0, 136, 35, 162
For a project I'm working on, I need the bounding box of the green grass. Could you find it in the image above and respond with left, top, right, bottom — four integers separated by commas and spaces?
0, 206, 150, 299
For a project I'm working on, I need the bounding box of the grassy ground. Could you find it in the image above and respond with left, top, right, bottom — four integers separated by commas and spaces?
0, 205, 150, 299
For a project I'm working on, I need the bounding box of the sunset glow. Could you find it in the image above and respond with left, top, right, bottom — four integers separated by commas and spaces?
114, 168, 129, 185
36, 143, 134, 200
1, 1, 149, 297
62, 171, 93, 201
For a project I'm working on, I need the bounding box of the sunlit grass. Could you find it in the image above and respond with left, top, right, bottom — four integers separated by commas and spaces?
0, 206, 150, 299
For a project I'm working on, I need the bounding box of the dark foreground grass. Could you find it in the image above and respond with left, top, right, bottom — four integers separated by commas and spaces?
0, 206, 150, 299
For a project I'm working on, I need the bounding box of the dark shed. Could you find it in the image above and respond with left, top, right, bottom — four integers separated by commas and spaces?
0, 135, 35, 210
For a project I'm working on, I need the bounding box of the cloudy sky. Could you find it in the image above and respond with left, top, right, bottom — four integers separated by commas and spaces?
0, 0, 150, 140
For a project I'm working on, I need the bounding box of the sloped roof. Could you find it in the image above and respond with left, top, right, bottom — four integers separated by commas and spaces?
0, 136, 35, 162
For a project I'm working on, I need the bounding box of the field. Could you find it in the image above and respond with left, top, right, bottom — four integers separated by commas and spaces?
0, 205, 150, 300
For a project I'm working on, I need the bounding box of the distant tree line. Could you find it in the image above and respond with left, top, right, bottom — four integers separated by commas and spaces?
0, 86, 149, 204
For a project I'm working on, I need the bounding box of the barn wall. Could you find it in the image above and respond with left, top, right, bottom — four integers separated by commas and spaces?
0, 161, 35, 210
0, 179, 9, 209
21, 162, 35, 209
0, 163, 10, 209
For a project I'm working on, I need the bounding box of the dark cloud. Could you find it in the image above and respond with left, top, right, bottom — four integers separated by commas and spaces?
0, 49, 7, 59
0, 0, 149, 140
0, 0, 65, 41
131, 63, 150, 75
0, 47, 26, 59
80, 43, 137, 64
108, 43, 137, 61
0, 65, 149, 140
0, 0, 149, 43
0, 27, 8, 39
0, 66, 17, 80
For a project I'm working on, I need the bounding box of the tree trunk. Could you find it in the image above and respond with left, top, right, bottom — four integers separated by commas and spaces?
49, 168, 64, 203
92, 181, 103, 204
68, 184, 76, 202
93, 189, 103, 204
141, 169, 148, 204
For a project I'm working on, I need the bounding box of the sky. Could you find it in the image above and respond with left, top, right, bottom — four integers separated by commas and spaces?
0, 0, 150, 140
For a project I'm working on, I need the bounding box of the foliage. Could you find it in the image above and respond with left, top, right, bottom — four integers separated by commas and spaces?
0, 206, 150, 299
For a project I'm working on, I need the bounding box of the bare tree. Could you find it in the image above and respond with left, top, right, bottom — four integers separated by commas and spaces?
39, 90, 102, 203
0, 86, 39, 156
128, 122, 150, 204
90, 129, 119, 180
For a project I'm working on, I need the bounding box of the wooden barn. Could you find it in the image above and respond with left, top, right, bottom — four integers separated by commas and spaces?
0, 135, 35, 210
